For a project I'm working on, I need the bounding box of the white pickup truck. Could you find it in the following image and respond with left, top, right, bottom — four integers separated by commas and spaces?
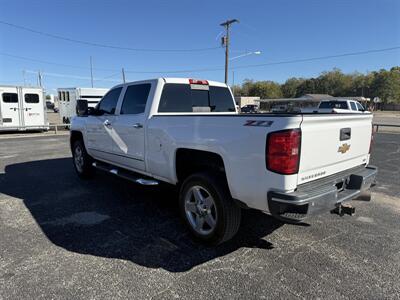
316, 99, 368, 113
70, 78, 377, 245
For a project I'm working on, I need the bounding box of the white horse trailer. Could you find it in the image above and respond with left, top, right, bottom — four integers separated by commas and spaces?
57, 87, 108, 124
0, 86, 49, 131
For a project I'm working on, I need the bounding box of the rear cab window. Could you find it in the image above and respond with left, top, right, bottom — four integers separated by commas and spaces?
158, 83, 235, 113
350, 102, 357, 110
319, 101, 349, 109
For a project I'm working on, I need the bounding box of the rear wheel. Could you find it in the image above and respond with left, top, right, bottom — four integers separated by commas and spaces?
179, 172, 241, 245
72, 139, 94, 179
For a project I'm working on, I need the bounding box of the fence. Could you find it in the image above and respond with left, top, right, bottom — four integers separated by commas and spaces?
373, 123, 400, 132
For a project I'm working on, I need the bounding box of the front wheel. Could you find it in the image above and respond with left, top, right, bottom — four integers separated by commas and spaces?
179, 172, 241, 245
72, 139, 94, 179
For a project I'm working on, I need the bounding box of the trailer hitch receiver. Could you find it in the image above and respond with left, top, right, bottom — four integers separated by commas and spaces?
331, 203, 355, 216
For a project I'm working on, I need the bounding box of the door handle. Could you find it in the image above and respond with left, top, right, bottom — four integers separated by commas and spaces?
132, 123, 143, 129
103, 120, 112, 127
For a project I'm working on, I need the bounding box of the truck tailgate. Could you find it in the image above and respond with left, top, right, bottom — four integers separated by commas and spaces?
298, 114, 373, 185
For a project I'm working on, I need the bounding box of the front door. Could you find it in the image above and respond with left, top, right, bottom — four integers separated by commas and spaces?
0, 86, 21, 128
84, 87, 123, 162
21, 88, 44, 127
111, 83, 152, 171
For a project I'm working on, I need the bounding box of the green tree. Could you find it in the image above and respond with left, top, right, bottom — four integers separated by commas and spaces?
281, 78, 305, 98
248, 81, 282, 98
371, 67, 400, 103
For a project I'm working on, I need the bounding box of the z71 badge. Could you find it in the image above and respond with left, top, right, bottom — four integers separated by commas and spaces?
244, 120, 273, 127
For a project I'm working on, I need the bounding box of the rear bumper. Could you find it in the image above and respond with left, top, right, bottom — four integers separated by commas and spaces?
268, 165, 378, 222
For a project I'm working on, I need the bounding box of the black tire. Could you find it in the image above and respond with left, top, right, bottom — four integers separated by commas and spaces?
179, 172, 241, 245
72, 139, 94, 179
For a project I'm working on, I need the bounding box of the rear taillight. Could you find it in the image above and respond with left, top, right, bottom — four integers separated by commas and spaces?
266, 129, 301, 175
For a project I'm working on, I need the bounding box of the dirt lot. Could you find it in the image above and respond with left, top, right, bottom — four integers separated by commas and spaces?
0, 132, 399, 299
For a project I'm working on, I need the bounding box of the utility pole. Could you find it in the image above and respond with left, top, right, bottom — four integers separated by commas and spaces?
122, 68, 126, 83
38, 70, 42, 87
90, 56, 94, 88
232, 71, 235, 96
220, 19, 239, 84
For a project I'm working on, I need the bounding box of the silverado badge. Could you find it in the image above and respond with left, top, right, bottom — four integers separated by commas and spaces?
338, 143, 350, 154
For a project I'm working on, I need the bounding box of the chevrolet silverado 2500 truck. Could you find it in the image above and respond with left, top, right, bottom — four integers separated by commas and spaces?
70, 78, 377, 245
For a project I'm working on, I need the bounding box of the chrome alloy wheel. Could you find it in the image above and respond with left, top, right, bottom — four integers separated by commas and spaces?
74, 144, 84, 173
184, 185, 218, 235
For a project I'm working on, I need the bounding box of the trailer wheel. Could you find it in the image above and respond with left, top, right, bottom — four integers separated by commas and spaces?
72, 139, 94, 178
179, 172, 241, 245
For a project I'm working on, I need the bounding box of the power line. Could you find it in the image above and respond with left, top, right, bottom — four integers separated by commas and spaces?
121, 46, 400, 73
0, 52, 114, 71
2, 46, 399, 75
0, 20, 220, 53
25, 70, 120, 82
231, 46, 400, 70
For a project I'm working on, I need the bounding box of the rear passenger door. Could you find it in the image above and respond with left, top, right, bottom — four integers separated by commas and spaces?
85, 87, 122, 161
111, 83, 152, 171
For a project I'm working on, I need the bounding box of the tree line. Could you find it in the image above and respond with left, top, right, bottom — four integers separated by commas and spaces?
232, 66, 400, 103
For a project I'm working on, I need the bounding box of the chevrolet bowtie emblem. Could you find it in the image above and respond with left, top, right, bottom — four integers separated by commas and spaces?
338, 143, 350, 154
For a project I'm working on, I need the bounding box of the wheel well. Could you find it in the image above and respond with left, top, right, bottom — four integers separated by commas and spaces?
175, 149, 226, 183
70, 131, 83, 151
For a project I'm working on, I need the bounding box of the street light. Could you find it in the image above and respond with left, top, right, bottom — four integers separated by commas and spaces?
230, 51, 262, 61
220, 19, 239, 84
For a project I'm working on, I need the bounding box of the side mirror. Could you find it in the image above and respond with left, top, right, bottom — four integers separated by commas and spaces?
76, 99, 88, 116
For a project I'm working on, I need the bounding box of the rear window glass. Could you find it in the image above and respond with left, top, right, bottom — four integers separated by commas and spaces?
158, 84, 235, 113
2, 93, 18, 103
319, 101, 348, 109
120, 84, 151, 115
25, 94, 39, 103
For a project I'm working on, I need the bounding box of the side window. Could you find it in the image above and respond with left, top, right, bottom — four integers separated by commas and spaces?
2, 93, 18, 103
58, 91, 61, 101
350, 102, 357, 111
356, 102, 364, 111
97, 87, 122, 115
66, 92, 70, 102
120, 84, 151, 115
62, 91, 66, 102
25, 94, 39, 103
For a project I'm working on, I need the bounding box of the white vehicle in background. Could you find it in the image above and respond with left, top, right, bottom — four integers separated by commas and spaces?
58, 87, 108, 124
0, 85, 49, 131
317, 99, 368, 113
70, 78, 377, 245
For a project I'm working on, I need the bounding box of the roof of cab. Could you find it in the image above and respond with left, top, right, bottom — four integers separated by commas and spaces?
162, 77, 227, 87
108, 78, 228, 89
